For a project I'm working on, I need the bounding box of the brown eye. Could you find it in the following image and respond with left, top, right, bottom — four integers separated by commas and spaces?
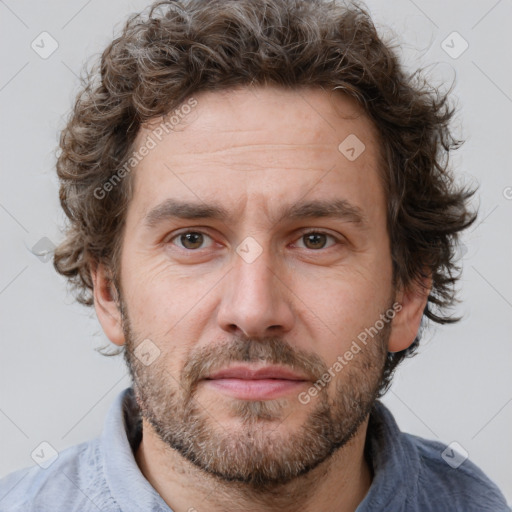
302, 233, 333, 249
172, 231, 211, 250
295, 231, 338, 250
303, 233, 328, 249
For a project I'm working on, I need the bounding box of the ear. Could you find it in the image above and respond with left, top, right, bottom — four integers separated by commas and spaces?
388, 273, 432, 353
91, 263, 125, 346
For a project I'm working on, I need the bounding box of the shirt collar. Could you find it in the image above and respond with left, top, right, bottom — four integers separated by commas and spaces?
101, 387, 172, 511
356, 400, 419, 510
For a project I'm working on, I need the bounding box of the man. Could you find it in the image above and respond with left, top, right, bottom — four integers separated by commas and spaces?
0, 0, 508, 510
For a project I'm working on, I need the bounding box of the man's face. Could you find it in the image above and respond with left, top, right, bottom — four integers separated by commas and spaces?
117, 86, 396, 488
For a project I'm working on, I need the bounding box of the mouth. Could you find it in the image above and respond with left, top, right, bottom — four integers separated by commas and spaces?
201, 365, 310, 400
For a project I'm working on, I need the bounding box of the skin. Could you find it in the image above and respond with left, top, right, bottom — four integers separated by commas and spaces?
92, 86, 430, 512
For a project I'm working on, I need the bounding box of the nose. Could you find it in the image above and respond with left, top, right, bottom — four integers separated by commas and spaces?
217, 248, 295, 338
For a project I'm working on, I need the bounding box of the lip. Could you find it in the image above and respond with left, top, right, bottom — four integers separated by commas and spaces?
205, 365, 310, 381
202, 365, 310, 400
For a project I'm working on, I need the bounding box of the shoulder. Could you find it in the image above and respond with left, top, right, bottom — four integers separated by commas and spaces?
0, 439, 120, 512
406, 434, 510, 511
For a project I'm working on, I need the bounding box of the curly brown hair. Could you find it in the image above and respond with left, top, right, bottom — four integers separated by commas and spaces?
54, 0, 477, 393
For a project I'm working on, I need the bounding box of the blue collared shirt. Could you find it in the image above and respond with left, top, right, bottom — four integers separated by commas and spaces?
0, 388, 509, 511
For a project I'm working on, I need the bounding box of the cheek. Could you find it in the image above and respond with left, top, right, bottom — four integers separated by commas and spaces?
122, 251, 208, 315
289, 262, 392, 363
121, 255, 220, 360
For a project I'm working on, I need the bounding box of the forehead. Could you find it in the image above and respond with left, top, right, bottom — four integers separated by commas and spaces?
128, 86, 384, 225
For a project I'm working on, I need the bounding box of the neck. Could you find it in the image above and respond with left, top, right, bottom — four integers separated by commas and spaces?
135, 417, 373, 512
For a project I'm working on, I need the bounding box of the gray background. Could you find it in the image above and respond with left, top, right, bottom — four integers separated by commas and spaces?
1, 0, 511, 504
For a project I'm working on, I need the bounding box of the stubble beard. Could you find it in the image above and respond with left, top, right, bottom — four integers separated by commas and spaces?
121, 304, 390, 491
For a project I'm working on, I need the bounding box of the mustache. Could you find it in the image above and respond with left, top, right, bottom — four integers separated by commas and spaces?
181, 336, 329, 392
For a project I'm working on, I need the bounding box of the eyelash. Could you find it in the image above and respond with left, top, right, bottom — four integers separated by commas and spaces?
167, 229, 341, 251
294, 229, 340, 249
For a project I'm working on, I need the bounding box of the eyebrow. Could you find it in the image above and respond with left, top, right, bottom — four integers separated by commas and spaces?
143, 198, 368, 229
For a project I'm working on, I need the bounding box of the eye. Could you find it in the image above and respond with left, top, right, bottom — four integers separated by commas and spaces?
295, 230, 339, 250
169, 231, 214, 250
